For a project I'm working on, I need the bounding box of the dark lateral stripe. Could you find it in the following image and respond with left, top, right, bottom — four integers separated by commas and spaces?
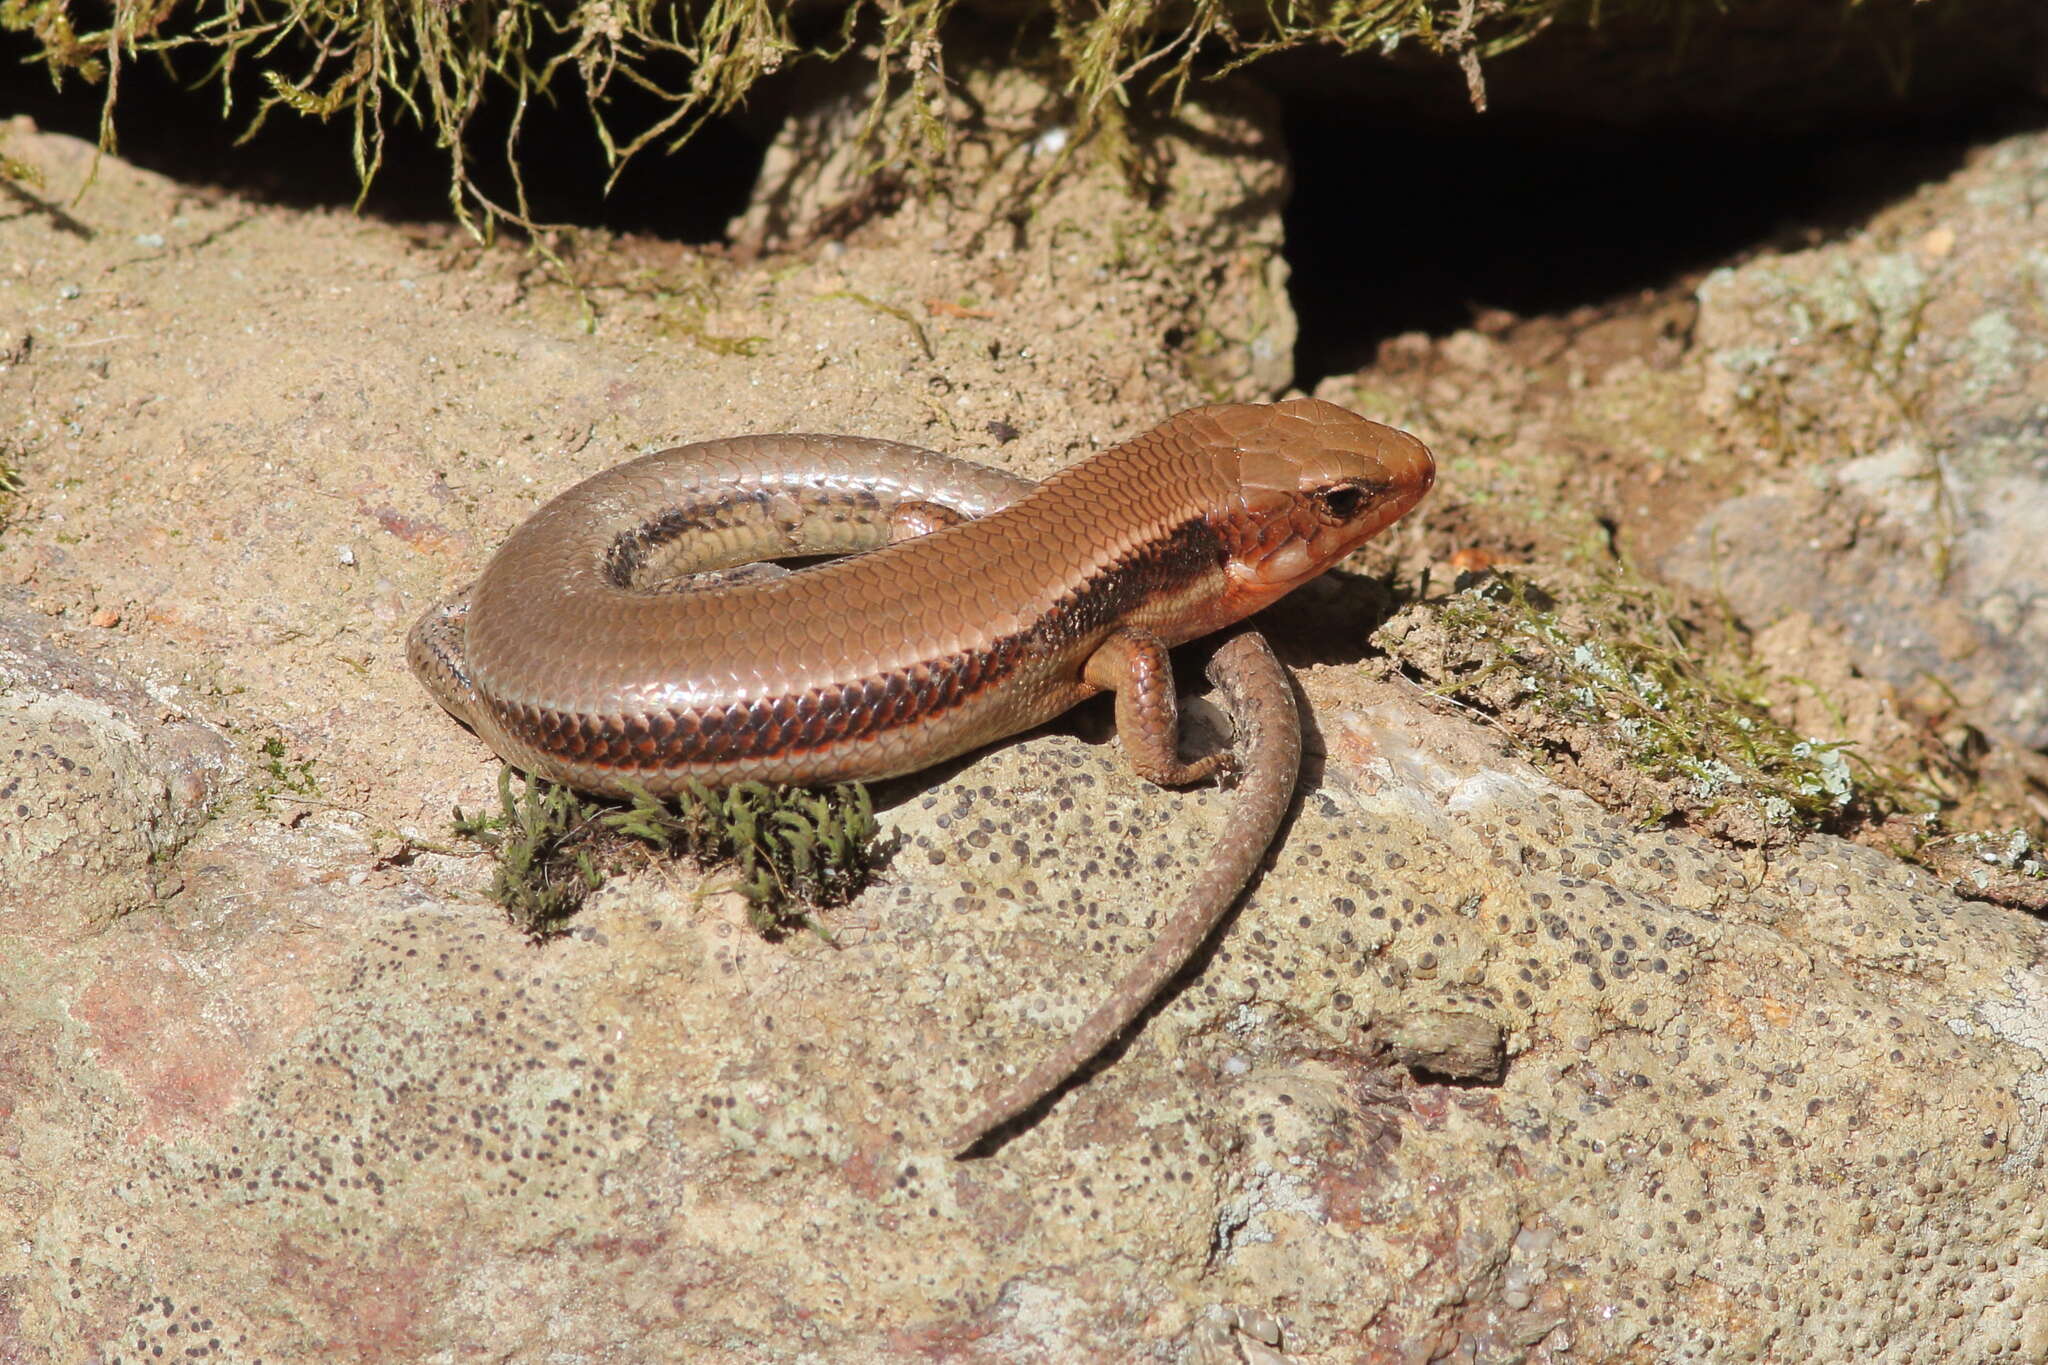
506, 516, 1219, 771
495, 650, 988, 770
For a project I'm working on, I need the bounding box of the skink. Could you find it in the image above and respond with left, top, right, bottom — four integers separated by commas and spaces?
409, 397, 1435, 1151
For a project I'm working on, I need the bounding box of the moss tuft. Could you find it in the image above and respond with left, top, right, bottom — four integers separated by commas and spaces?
0, 142, 43, 189
452, 768, 886, 940
252, 733, 321, 811
1394, 568, 1931, 841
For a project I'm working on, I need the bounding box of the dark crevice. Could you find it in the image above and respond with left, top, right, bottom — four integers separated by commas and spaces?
7, 20, 2045, 360
0, 37, 772, 241
1279, 101, 2048, 388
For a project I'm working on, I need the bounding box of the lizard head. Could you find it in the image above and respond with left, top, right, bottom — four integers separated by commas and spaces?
1203, 397, 1435, 619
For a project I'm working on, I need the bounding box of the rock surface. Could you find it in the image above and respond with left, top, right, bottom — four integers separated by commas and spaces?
0, 599, 237, 934
1, 108, 2046, 1365
1665, 134, 2048, 749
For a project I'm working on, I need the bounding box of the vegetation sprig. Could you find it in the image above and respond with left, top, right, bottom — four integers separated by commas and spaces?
452, 767, 885, 940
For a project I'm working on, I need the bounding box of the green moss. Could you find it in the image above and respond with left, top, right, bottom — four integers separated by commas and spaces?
252, 733, 320, 811
451, 768, 886, 940
1414, 569, 1928, 838
635, 265, 771, 353
651, 311, 769, 356
0, 142, 42, 188
820, 289, 933, 360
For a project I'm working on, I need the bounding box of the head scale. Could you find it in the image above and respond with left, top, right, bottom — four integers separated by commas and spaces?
1201, 397, 1435, 621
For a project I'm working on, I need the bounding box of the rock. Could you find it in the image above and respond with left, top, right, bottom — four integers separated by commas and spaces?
8, 663, 2048, 1361
1385, 1006, 1507, 1083
2, 112, 2046, 1365
731, 64, 1296, 400
1666, 131, 2048, 747
0, 598, 237, 933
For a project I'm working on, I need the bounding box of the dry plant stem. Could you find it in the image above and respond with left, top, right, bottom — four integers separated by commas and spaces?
950, 630, 1303, 1154
6, 0, 1547, 233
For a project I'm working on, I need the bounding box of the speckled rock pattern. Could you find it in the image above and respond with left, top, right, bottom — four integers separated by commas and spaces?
8, 668, 2048, 1362
4, 113, 2048, 1365
1666, 131, 2048, 747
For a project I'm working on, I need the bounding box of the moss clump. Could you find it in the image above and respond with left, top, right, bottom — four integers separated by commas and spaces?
3, 0, 1554, 234
452, 768, 885, 940
1391, 569, 1928, 842
251, 733, 321, 811
0, 137, 43, 188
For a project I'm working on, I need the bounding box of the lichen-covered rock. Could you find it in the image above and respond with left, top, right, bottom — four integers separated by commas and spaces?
9, 671, 2048, 1362
0, 601, 237, 933
1667, 131, 2048, 747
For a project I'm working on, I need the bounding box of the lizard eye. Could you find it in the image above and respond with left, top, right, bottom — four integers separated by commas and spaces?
1312, 485, 1368, 521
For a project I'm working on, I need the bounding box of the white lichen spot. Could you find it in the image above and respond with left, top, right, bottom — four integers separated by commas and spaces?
1963, 309, 2023, 401
1790, 741, 1854, 810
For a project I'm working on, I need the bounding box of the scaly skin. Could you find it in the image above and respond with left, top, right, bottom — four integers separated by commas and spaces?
409, 398, 1436, 1152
